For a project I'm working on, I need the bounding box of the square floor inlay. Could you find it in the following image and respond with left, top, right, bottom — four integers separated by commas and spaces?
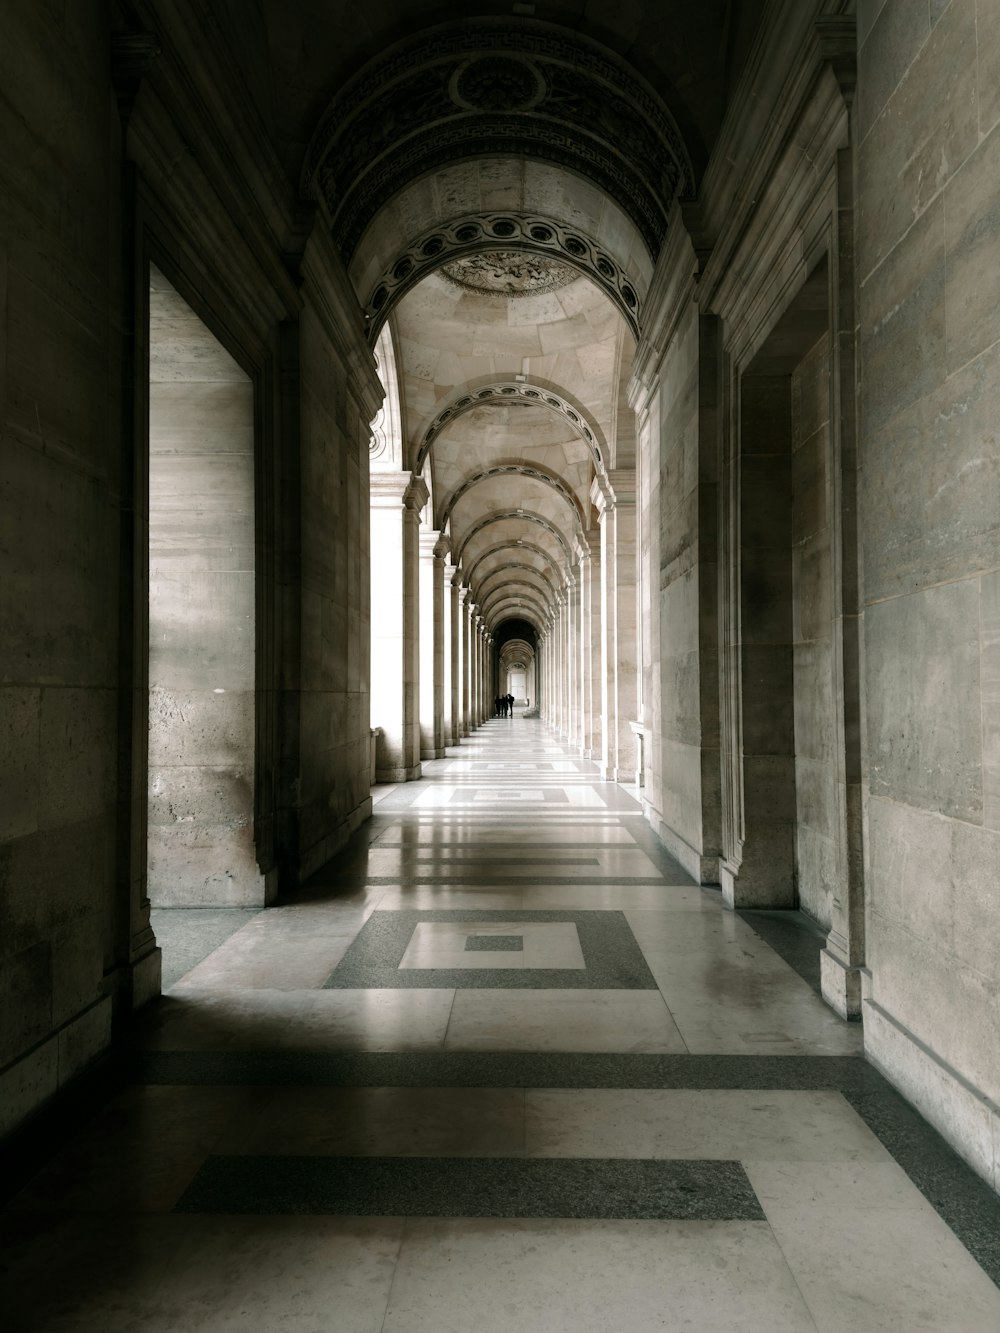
466, 934, 523, 952
323, 910, 657, 990
399, 923, 584, 970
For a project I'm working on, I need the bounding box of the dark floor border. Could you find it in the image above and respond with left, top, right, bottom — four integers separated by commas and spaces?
322, 908, 658, 990
129, 1048, 1000, 1287
174, 1155, 763, 1221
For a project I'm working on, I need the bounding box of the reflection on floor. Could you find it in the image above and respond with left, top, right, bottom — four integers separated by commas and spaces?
4, 717, 1000, 1331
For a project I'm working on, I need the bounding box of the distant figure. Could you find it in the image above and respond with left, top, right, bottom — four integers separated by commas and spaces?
494, 695, 501, 717
507, 693, 515, 716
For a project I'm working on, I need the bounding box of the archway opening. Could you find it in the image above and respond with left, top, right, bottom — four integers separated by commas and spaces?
146, 264, 264, 979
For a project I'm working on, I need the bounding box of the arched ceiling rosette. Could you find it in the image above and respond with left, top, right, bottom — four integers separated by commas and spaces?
303, 20, 694, 264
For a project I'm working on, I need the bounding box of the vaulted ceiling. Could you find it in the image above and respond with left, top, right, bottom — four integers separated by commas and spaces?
202, 0, 767, 642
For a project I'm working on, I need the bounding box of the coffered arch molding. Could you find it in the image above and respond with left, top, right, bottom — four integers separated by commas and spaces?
416, 379, 608, 477
455, 510, 574, 571
304, 20, 693, 266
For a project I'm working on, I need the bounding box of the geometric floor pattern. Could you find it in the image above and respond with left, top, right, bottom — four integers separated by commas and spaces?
3, 714, 999, 1332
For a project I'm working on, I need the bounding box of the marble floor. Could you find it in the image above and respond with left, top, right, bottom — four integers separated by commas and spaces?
3, 717, 1000, 1330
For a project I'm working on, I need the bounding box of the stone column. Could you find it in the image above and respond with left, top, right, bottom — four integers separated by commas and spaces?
582, 531, 602, 759
442, 556, 455, 749
458, 585, 471, 736
369, 472, 427, 781
418, 529, 443, 760
448, 568, 461, 745
595, 472, 638, 782
568, 569, 583, 749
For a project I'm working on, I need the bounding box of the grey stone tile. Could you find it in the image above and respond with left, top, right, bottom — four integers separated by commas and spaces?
175, 1154, 765, 1220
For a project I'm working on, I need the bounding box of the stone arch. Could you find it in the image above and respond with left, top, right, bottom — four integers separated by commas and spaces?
362, 215, 643, 340
415, 379, 608, 476
455, 509, 574, 571
441, 464, 585, 533
481, 584, 551, 623
465, 539, 563, 589
304, 20, 693, 263
473, 561, 559, 608
486, 595, 549, 630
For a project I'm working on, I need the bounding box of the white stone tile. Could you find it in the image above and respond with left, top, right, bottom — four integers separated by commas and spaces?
444, 989, 687, 1053
134, 988, 456, 1052
171, 932, 353, 990
524, 1090, 893, 1162
746, 1161, 1000, 1330
383, 1218, 820, 1333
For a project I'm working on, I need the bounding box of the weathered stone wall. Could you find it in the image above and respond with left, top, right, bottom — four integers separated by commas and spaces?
293, 285, 374, 878
642, 300, 721, 881
147, 268, 262, 907
0, 2, 118, 1130
857, 0, 1000, 1185
791, 333, 836, 930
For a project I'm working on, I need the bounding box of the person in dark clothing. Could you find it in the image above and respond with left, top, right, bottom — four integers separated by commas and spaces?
507, 693, 515, 716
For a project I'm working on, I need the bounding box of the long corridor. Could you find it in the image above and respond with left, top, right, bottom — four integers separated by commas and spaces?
3, 718, 1000, 1331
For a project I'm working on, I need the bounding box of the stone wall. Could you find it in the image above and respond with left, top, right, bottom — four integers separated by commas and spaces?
792, 333, 836, 930
639, 292, 721, 882
293, 280, 375, 877
0, 2, 119, 1130
857, 0, 1000, 1187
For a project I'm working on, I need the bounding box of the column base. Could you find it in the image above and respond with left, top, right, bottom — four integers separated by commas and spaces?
375, 763, 422, 783
820, 944, 863, 1020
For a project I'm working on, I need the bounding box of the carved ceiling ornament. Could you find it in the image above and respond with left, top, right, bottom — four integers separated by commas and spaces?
439, 249, 578, 296
303, 20, 693, 262
415, 376, 606, 476
365, 214, 640, 340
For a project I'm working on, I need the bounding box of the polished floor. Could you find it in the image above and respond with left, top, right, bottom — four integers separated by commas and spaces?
3, 717, 1000, 1330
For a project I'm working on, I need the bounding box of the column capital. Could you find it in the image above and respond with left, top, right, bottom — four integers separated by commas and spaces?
369, 470, 429, 512
434, 535, 452, 560
591, 469, 636, 516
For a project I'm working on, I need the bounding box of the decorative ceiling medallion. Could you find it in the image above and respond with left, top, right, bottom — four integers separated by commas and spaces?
304, 21, 693, 261
365, 213, 640, 340
450, 55, 545, 112
439, 250, 578, 296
